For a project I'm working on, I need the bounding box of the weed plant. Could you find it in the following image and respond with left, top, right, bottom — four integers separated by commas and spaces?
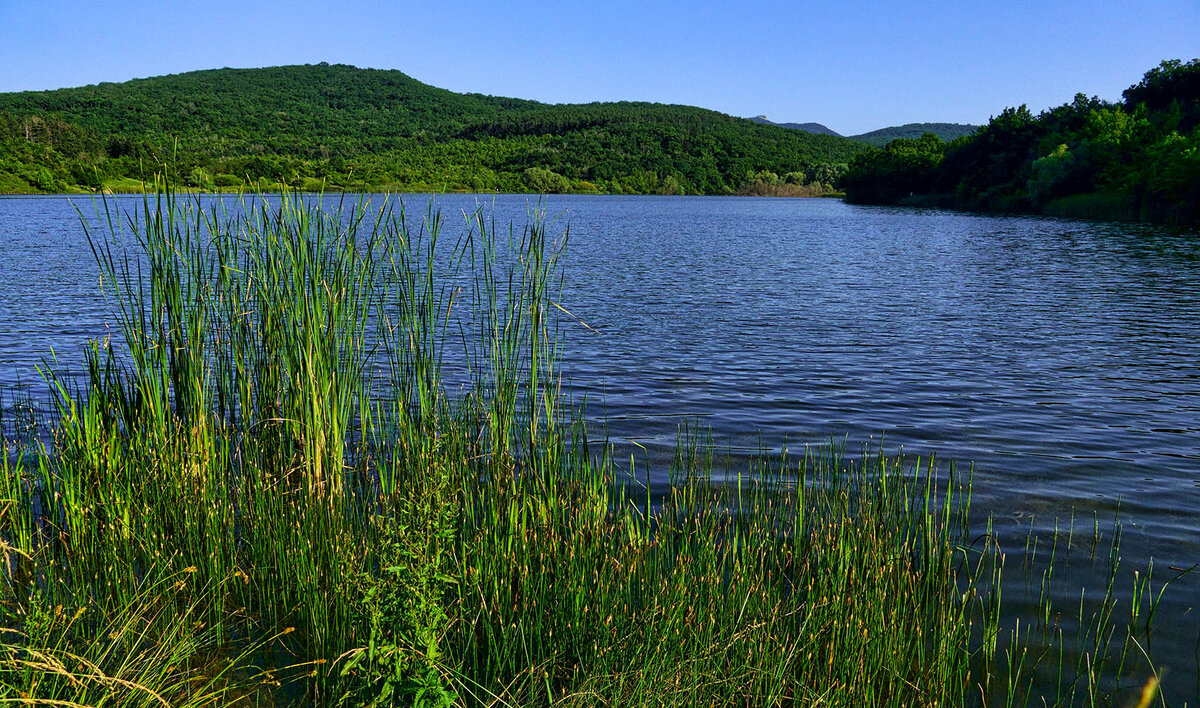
0, 189, 1179, 706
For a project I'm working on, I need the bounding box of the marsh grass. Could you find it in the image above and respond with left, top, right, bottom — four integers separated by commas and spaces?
0, 564, 282, 707
0, 188, 1179, 706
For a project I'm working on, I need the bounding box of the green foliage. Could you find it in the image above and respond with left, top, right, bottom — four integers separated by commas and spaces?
341, 516, 458, 707
1139, 128, 1200, 224
1027, 143, 1078, 205
842, 132, 946, 204
213, 172, 241, 188
1122, 58, 1200, 132
522, 166, 571, 193
843, 58, 1200, 226
0, 64, 869, 195
737, 168, 837, 196
850, 122, 980, 147
747, 116, 843, 136
0, 569, 274, 707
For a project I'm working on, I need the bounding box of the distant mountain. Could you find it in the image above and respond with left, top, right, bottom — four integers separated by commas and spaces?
849, 123, 980, 147
0, 64, 870, 194
748, 116, 980, 147
748, 116, 843, 137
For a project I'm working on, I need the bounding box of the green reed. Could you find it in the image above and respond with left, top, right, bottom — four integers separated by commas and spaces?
0, 188, 1178, 706
0, 567, 278, 707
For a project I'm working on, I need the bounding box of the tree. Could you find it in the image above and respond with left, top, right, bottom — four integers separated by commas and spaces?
842, 133, 944, 204
521, 167, 570, 193
1122, 59, 1200, 131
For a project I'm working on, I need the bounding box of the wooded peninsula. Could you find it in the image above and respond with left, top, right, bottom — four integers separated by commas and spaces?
843, 59, 1200, 227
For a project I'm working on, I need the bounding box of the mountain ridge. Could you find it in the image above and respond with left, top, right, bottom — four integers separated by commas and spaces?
850, 122, 981, 147
748, 114, 980, 146
747, 115, 843, 137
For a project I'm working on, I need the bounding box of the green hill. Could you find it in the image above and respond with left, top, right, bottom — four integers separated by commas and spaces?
849, 123, 980, 147
744, 117, 980, 146
747, 116, 843, 137
842, 59, 1200, 226
0, 64, 869, 194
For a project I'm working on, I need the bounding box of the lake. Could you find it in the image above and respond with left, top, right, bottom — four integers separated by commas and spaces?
2, 193, 1199, 695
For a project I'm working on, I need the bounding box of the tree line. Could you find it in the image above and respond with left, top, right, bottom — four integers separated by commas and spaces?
842, 59, 1200, 226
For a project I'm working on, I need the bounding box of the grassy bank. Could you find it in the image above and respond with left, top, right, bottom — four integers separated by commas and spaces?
0, 191, 1177, 706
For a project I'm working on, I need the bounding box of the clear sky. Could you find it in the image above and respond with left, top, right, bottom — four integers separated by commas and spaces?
1, 0, 1196, 135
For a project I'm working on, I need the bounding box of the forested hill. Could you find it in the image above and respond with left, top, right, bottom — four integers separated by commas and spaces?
849, 123, 979, 147
842, 59, 1200, 226
747, 116, 843, 137
746, 117, 979, 146
0, 63, 869, 195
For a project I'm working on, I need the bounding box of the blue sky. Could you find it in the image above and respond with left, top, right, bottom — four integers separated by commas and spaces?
1, 0, 1196, 135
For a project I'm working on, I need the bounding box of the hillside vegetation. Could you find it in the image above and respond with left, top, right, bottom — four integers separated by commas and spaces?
0, 63, 868, 195
843, 59, 1200, 226
747, 116, 843, 136
746, 117, 981, 147
849, 123, 979, 147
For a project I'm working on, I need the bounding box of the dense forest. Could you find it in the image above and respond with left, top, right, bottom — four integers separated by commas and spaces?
842, 59, 1200, 226
0, 63, 868, 195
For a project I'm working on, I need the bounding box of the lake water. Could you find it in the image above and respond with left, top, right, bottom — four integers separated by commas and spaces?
2, 194, 1199, 697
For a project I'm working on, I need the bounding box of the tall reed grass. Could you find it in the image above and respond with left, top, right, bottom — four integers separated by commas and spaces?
0, 189, 1179, 706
